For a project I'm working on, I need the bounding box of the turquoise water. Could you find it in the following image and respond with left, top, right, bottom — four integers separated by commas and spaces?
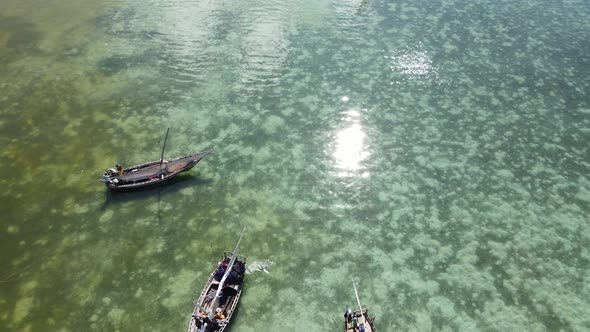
1, 0, 590, 331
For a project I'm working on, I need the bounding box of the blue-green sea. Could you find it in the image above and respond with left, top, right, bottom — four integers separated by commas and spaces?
1, 0, 589, 331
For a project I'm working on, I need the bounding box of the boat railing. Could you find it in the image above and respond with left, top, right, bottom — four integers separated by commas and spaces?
223, 251, 247, 263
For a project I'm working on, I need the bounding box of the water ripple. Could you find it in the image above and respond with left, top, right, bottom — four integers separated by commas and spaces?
96, 0, 298, 95
237, 1, 292, 91
330, 0, 370, 30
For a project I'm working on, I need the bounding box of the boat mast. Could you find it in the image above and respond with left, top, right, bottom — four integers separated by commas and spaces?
159, 127, 170, 174
352, 280, 370, 328
353, 280, 363, 313
208, 226, 247, 319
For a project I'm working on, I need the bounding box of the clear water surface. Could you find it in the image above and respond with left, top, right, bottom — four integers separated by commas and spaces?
1, 0, 589, 331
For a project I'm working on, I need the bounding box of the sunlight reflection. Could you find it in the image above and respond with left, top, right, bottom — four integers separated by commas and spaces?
385, 43, 438, 84
333, 108, 370, 178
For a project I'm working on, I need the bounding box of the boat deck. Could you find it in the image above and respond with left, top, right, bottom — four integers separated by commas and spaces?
345, 309, 375, 332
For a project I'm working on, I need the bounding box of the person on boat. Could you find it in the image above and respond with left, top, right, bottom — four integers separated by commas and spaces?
102, 172, 111, 182
116, 164, 124, 175
345, 308, 352, 323
359, 322, 366, 332
107, 168, 117, 177
214, 308, 225, 320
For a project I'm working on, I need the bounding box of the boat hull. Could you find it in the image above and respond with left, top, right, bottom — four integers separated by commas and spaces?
104, 150, 212, 190
188, 253, 247, 332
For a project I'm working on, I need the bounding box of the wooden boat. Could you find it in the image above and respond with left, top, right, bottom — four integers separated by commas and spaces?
344, 281, 377, 332
188, 227, 247, 332
100, 128, 212, 190
101, 150, 212, 190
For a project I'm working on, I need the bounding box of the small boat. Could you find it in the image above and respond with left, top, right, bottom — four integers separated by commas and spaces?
100, 128, 212, 190
188, 227, 247, 332
344, 281, 377, 332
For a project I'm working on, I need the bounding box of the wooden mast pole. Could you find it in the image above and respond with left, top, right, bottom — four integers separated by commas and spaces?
353, 281, 363, 313
159, 127, 170, 175
352, 280, 367, 327
208, 226, 247, 319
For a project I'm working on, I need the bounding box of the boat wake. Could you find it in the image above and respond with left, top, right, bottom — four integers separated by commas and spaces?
245, 259, 273, 274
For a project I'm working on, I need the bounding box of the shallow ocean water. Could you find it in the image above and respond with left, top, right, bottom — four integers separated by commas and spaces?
1, 0, 589, 331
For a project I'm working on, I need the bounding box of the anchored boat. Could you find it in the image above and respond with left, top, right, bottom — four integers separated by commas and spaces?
344, 281, 377, 332
188, 227, 247, 332
100, 128, 212, 190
